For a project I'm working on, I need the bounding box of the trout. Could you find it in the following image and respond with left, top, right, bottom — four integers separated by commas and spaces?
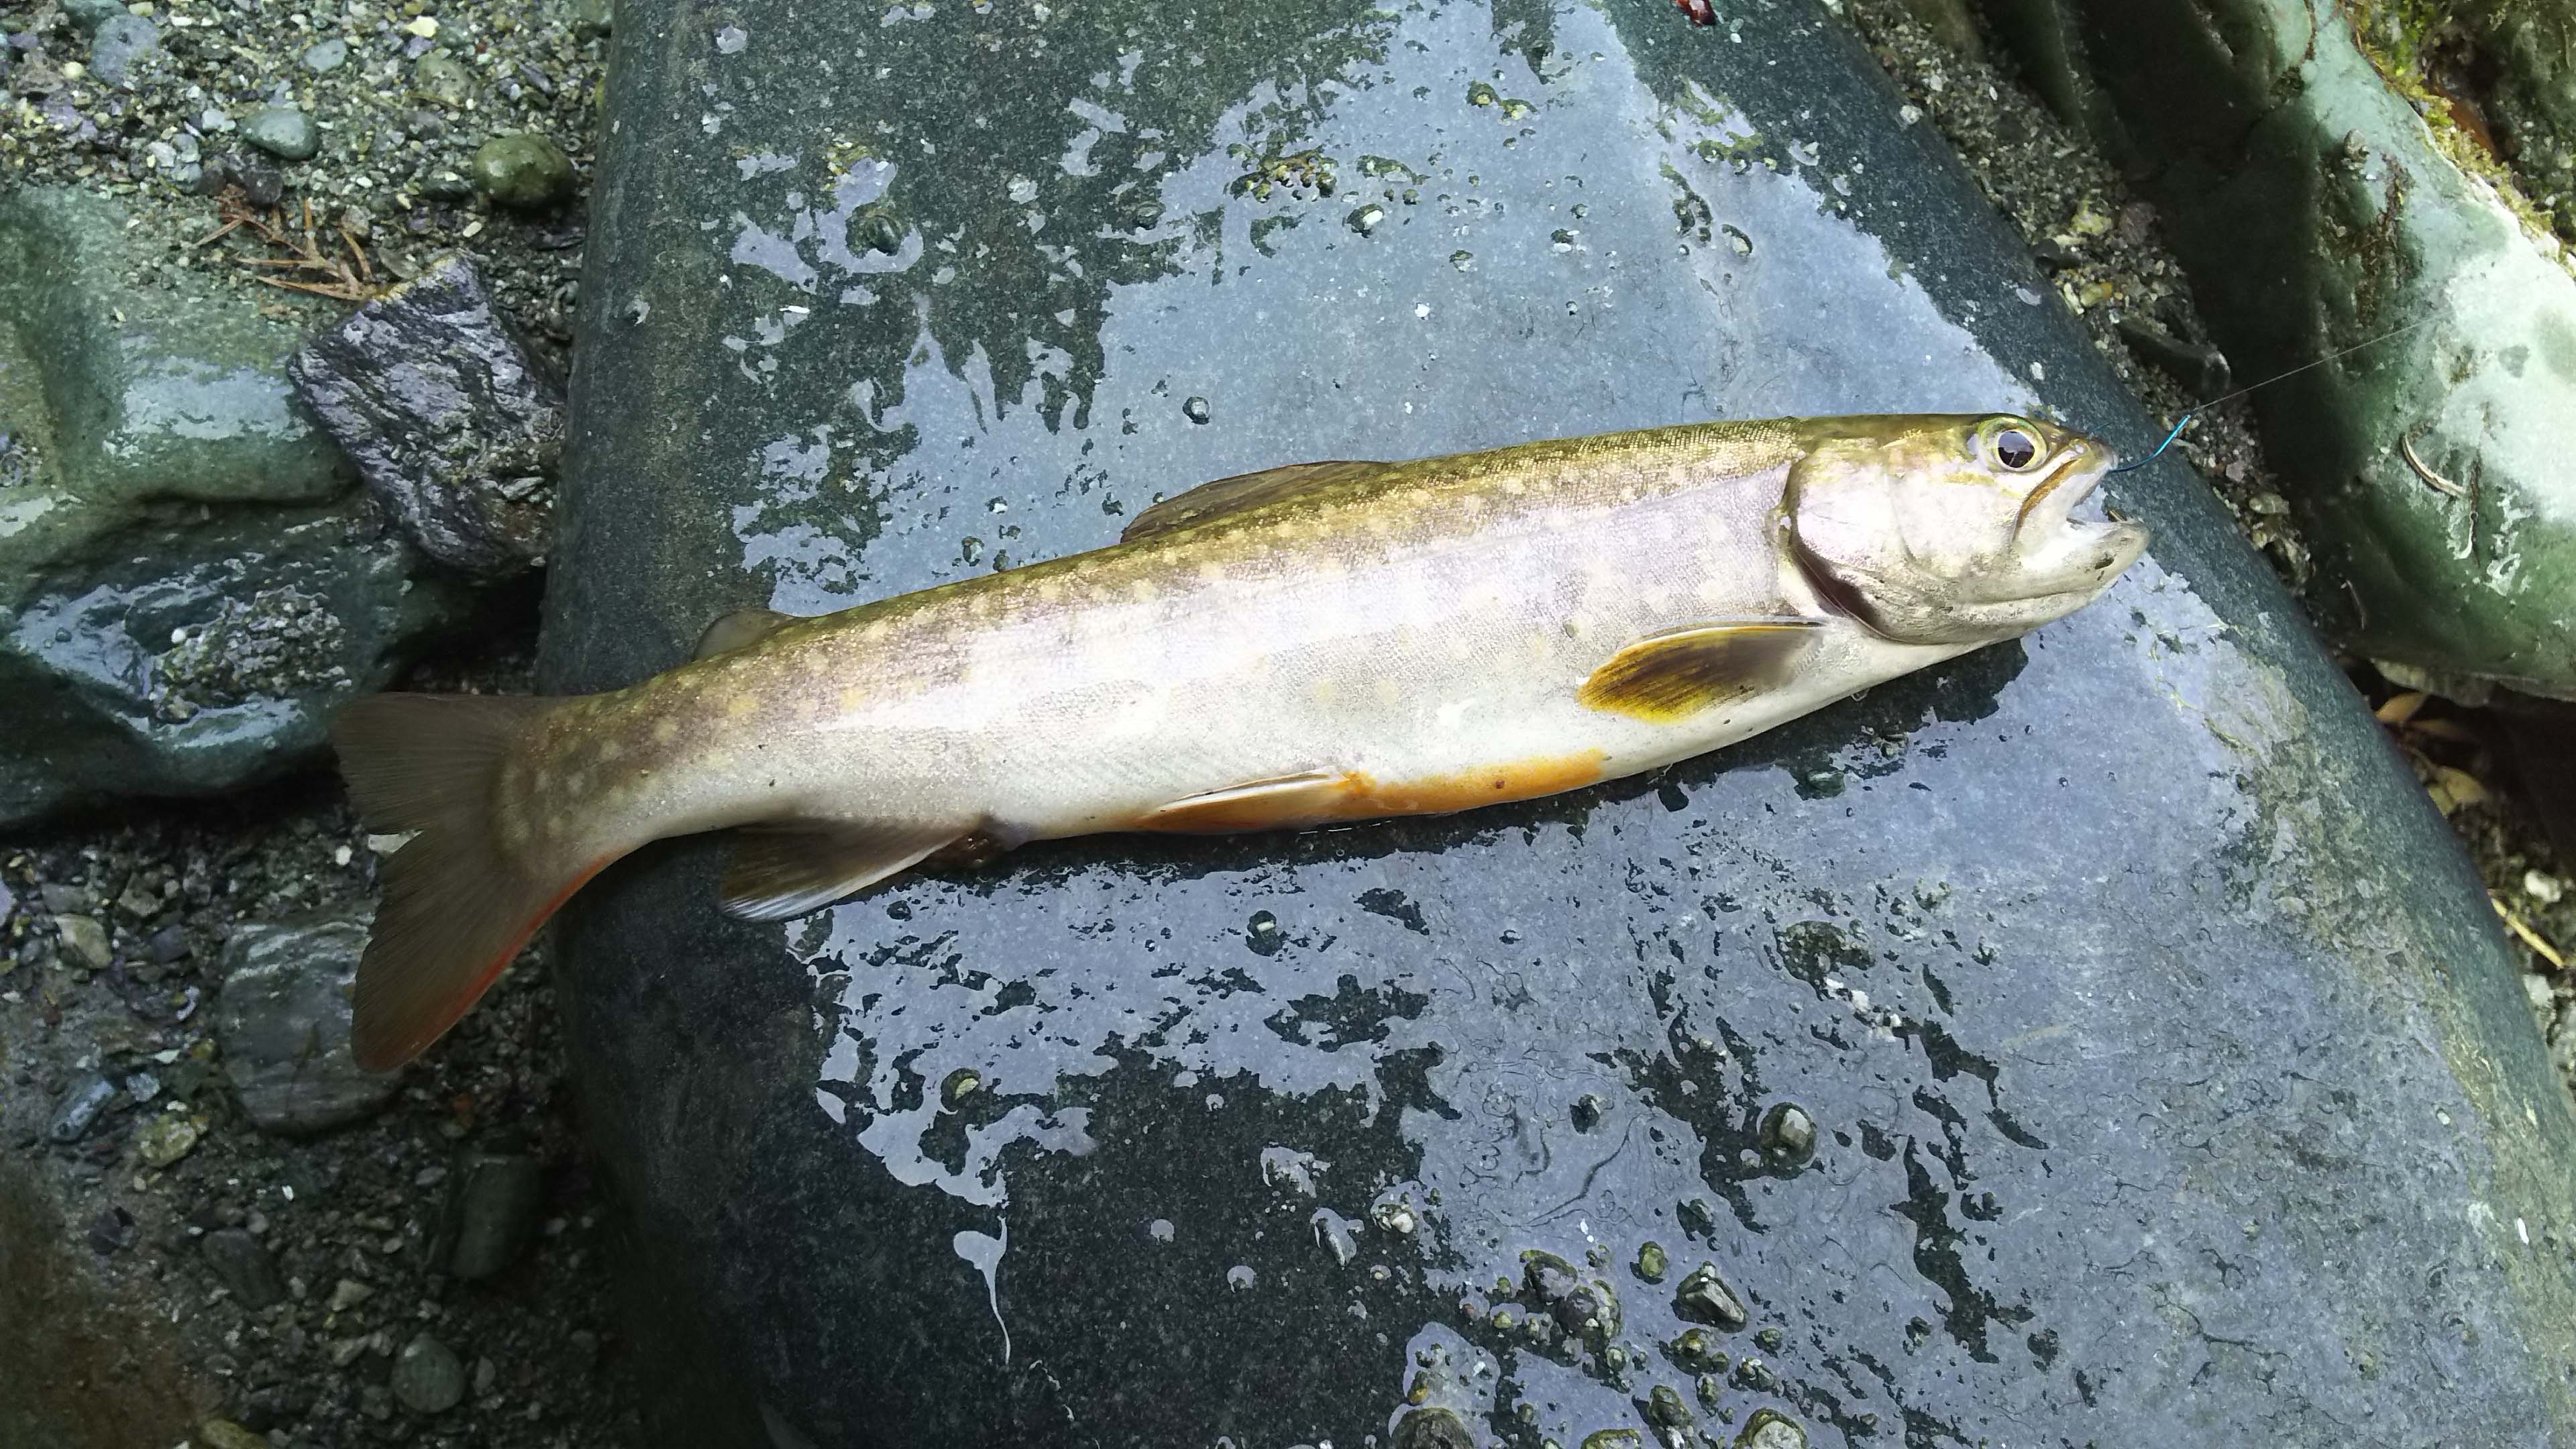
335, 413, 2148, 1069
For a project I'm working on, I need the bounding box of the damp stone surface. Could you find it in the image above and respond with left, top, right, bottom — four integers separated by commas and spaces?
543, 0, 2576, 1442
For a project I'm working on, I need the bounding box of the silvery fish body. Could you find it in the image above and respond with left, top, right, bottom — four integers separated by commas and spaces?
333, 413, 2149, 1069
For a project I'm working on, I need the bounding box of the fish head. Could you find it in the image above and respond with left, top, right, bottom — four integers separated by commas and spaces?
1783, 413, 2150, 646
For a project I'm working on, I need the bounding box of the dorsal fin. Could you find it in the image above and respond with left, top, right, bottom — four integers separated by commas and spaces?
692, 607, 796, 660
1120, 461, 1389, 541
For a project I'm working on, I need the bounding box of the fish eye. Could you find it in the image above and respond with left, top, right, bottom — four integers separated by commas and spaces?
1987, 422, 2043, 472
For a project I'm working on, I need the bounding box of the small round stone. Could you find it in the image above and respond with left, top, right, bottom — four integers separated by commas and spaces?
240, 107, 320, 162
469, 134, 576, 211
88, 15, 161, 86
1183, 396, 1211, 425
390, 1333, 467, 1413
301, 38, 349, 73
413, 53, 474, 104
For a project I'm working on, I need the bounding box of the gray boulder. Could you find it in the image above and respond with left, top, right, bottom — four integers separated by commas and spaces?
539, 0, 2576, 1443
0, 188, 473, 826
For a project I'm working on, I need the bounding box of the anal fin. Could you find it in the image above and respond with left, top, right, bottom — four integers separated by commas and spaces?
1131, 769, 1356, 833
719, 821, 967, 920
1578, 619, 1826, 724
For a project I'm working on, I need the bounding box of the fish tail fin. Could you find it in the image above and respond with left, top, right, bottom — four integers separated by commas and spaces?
333, 692, 609, 1071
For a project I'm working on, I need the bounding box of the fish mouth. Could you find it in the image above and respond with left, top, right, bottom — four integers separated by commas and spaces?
2015, 440, 2147, 576
2015, 441, 2110, 533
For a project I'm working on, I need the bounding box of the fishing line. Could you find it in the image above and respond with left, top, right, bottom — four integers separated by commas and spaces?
2104, 316, 2437, 474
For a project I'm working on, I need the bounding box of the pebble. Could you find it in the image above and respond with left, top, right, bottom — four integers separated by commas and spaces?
146, 924, 189, 963
572, 0, 614, 38
1672, 1261, 1748, 1329
413, 53, 473, 104
233, 156, 285, 207
390, 1333, 467, 1413
135, 1112, 201, 1167
469, 133, 576, 210
56, 913, 111, 968
60, 0, 125, 32
87, 14, 160, 87
47, 1074, 116, 1142
329, 1277, 374, 1312
240, 106, 320, 162
203, 1228, 287, 1309
1183, 396, 1212, 425
85, 1205, 135, 1254
436, 1149, 543, 1279
115, 878, 160, 919
195, 1420, 272, 1449
301, 38, 348, 74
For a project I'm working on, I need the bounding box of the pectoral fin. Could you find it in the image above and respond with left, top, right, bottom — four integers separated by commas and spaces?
693, 607, 796, 660
718, 821, 968, 920
1578, 619, 1826, 724
1120, 461, 1388, 541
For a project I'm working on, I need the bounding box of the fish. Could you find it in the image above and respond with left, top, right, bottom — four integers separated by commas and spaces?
333, 413, 2149, 1069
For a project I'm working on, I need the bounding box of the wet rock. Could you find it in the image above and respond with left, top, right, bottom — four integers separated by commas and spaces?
1390, 1407, 1473, 1449
1738, 1408, 1807, 1448
83, 1201, 130, 1248
431, 1148, 543, 1279
54, 914, 109, 969
134, 1112, 201, 1167
286, 255, 563, 578
390, 1334, 467, 1413
1672, 1264, 1748, 1331
2112, 317, 2229, 402
549, 0, 2576, 1442
59, 0, 125, 32
1756, 1102, 1816, 1167
301, 38, 347, 74
0, 188, 470, 828
209, 918, 398, 1136
202, 1228, 286, 1309
413, 53, 475, 105
572, 0, 614, 39
196, 1421, 272, 1449
239, 106, 319, 162
2020, 0, 2576, 698
46, 1075, 117, 1143
468, 133, 576, 211
87, 14, 159, 86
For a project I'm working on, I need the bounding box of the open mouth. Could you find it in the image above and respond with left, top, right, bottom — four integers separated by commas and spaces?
2012, 441, 2149, 579
2015, 442, 2113, 534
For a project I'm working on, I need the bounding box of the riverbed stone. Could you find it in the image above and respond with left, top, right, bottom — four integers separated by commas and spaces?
286, 255, 563, 578
0, 187, 472, 826
210, 917, 398, 1136
1993, 0, 2576, 700
543, 0, 2576, 1443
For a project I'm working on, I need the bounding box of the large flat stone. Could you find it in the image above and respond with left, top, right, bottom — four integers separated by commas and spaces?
542, 0, 2576, 1442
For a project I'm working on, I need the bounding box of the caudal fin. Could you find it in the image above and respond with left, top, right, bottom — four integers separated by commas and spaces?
333, 693, 604, 1072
